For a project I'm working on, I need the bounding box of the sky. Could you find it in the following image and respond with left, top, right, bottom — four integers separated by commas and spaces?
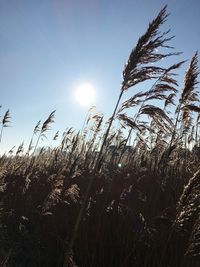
0, 0, 200, 153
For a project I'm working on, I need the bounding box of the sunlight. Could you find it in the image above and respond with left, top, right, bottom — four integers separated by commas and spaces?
74, 83, 96, 107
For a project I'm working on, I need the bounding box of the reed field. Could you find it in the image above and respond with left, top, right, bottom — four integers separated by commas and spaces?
0, 6, 200, 267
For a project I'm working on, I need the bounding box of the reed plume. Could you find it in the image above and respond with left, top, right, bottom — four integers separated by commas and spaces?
0, 109, 11, 143
96, 5, 177, 172
168, 52, 199, 153
33, 110, 56, 154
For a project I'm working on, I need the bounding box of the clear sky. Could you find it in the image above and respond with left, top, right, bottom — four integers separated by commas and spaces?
0, 0, 200, 153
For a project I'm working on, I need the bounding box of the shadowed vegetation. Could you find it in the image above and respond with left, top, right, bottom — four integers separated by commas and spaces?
0, 6, 200, 267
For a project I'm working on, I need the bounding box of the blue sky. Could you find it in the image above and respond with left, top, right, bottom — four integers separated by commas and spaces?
0, 0, 200, 152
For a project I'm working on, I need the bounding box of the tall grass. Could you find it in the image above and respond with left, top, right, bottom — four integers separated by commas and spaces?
0, 5, 200, 267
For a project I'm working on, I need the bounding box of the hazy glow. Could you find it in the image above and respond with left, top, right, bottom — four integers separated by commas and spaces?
74, 83, 96, 107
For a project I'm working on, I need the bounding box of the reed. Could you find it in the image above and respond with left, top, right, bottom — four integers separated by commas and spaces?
0, 5, 200, 267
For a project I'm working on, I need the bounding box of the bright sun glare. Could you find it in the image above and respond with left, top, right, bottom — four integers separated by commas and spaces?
74, 83, 96, 107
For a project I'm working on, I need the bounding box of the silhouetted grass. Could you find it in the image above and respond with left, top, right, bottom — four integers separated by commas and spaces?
0, 6, 200, 267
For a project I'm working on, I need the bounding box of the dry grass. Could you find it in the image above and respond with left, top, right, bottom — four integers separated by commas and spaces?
0, 5, 200, 267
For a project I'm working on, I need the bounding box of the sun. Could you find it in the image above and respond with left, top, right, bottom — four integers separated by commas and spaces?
74, 83, 96, 107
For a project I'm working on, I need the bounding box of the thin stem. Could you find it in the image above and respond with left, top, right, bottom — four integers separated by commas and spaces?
168, 104, 181, 155
63, 90, 124, 267
118, 74, 166, 163
33, 132, 42, 155
95, 90, 124, 172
